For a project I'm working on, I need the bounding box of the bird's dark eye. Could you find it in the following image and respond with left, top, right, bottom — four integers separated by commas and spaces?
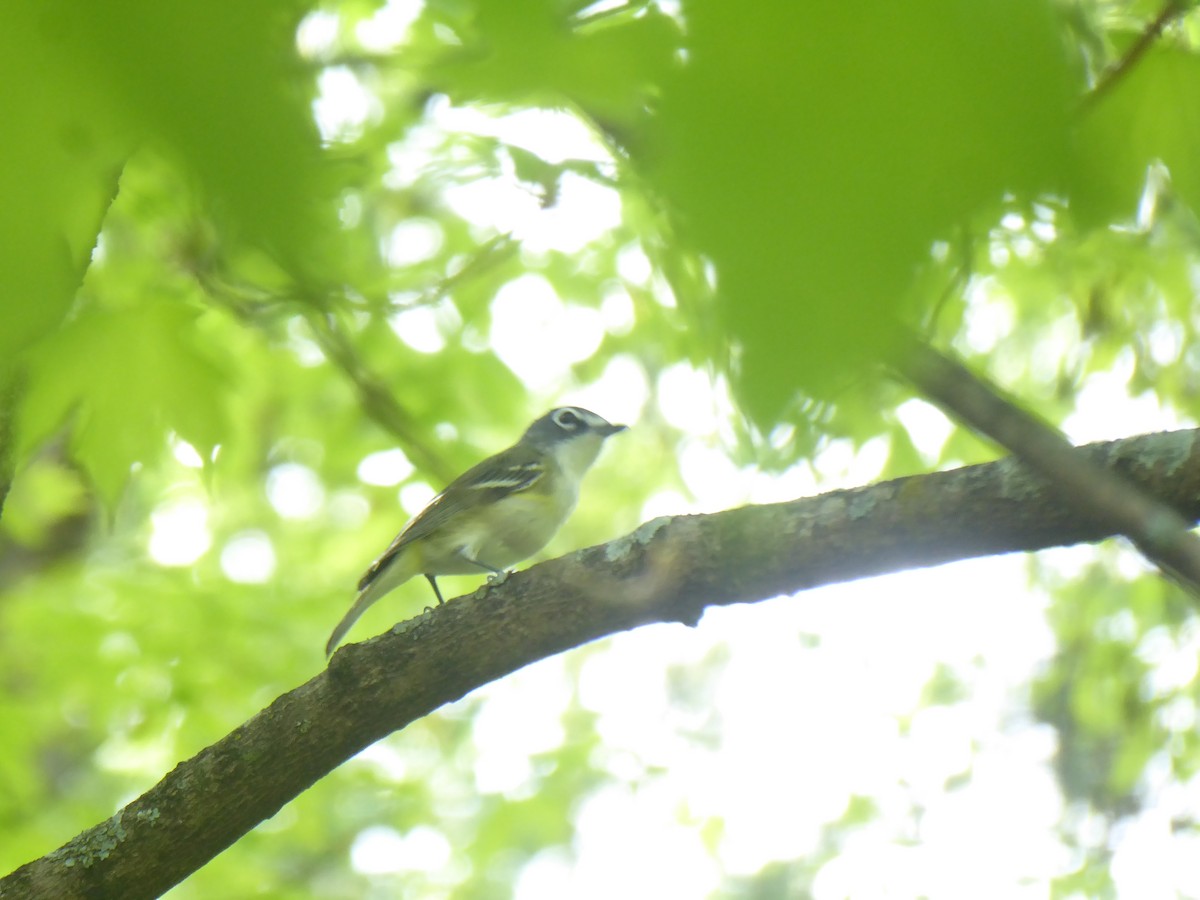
554, 409, 582, 430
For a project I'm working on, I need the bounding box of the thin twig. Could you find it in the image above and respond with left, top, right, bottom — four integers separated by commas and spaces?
406, 232, 516, 311
1081, 0, 1187, 112
896, 335, 1200, 595
923, 228, 976, 335
302, 308, 455, 482
193, 270, 454, 483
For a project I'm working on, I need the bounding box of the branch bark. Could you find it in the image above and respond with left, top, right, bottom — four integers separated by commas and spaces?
5, 427, 1200, 899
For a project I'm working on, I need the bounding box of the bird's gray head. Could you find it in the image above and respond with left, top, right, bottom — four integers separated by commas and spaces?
521, 407, 626, 482
522, 407, 627, 448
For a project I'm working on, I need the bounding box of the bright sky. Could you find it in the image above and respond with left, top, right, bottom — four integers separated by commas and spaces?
138, 4, 1200, 897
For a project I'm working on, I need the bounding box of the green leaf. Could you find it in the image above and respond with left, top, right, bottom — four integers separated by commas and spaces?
644, 0, 1076, 424
1071, 47, 1200, 227
18, 303, 228, 505
428, 0, 678, 127
0, 6, 130, 364
64, 1, 342, 280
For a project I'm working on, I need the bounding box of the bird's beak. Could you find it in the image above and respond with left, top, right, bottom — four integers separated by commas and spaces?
601, 423, 628, 437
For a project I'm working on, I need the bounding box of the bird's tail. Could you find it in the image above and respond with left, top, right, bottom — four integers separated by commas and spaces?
327, 545, 422, 657
325, 589, 377, 658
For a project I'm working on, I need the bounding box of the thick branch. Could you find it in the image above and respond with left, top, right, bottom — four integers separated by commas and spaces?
5, 427, 1200, 899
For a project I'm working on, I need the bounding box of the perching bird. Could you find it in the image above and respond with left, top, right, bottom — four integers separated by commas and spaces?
325, 407, 626, 656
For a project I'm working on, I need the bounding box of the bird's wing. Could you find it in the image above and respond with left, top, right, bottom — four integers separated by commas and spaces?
357, 446, 546, 591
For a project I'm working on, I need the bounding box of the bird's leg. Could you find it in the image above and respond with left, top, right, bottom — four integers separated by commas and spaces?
458, 551, 504, 576
424, 574, 447, 606
459, 552, 509, 584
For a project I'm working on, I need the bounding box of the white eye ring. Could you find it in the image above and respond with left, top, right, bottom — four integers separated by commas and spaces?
554, 409, 583, 430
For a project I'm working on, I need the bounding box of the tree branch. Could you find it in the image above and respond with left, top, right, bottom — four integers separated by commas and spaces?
6, 427, 1200, 898
898, 339, 1200, 594
1081, 0, 1187, 112
193, 271, 456, 483
300, 308, 456, 483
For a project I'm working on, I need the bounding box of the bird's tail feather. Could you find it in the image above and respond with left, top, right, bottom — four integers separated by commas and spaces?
327, 546, 423, 657
325, 590, 377, 658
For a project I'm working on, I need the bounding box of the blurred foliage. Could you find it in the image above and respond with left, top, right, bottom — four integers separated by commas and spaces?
642, 0, 1075, 423
3, 0, 1200, 896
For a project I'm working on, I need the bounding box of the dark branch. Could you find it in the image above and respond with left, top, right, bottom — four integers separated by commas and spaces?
6, 427, 1200, 898
1082, 0, 1187, 111
898, 338, 1200, 594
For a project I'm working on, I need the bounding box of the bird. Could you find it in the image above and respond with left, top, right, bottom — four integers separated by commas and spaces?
325, 406, 627, 656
